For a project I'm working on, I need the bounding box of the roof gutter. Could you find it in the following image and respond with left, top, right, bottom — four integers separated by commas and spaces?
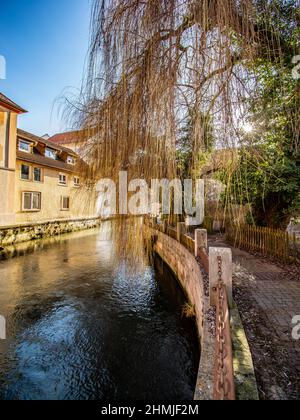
0, 99, 27, 114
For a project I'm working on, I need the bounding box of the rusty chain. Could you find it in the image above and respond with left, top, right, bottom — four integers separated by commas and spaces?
214, 256, 235, 400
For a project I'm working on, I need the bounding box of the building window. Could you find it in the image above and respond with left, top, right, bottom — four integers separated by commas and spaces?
67, 156, 76, 165
21, 164, 30, 180
59, 173, 67, 185
19, 140, 31, 153
45, 148, 56, 159
33, 167, 42, 182
74, 176, 80, 187
61, 196, 70, 211
22, 192, 41, 211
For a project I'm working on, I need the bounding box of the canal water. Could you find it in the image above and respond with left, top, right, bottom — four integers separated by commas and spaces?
0, 225, 200, 400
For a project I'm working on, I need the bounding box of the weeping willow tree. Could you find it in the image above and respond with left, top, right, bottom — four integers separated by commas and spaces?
218, 0, 300, 227
66, 0, 299, 260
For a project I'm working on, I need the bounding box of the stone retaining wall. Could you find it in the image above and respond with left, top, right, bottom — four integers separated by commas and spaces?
153, 231, 205, 338
145, 225, 259, 400
144, 226, 214, 400
0, 217, 101, 247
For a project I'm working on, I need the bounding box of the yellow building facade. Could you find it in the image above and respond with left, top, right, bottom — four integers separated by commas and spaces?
15, 130, 97, 224
0, 93, 98, 228
0, 93, 26, 225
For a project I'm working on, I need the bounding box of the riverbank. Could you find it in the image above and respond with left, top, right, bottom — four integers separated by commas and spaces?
0, 216, 101, 248
143, 225, 215, 400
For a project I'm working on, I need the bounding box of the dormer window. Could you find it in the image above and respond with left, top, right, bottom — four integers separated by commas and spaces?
67, 156, 76, 165
19, 140, 31, 153
45, 148, 57, 160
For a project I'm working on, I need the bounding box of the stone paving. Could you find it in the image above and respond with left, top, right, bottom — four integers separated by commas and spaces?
209, 235, 300, 400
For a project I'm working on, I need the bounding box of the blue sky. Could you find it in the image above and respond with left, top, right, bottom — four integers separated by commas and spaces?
0, 0, 91, 136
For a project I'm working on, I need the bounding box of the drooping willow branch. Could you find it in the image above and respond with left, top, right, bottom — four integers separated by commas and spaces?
63, 0, 299, 260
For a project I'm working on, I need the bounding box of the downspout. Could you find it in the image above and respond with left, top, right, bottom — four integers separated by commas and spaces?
4, 112, 11, 168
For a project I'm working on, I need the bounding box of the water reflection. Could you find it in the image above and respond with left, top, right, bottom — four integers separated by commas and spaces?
0, 224, 199, 400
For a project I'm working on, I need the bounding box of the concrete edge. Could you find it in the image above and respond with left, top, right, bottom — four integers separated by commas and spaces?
194, 296, 215, 400
231, 305, 260, 401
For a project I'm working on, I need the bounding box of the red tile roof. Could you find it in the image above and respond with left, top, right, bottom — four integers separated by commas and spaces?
17, 150, 76, 173
18, 129, 78, 157
49, 130, 83, 145
0, 92, 27, 114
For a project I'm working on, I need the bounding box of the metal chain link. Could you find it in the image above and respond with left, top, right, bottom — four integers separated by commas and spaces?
215, 256, 231, 399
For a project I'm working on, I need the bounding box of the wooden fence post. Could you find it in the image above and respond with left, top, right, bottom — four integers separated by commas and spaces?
162, 220, 167, 234
177, 222, 185, 243
209, 247, 233, 308
151, 217, 157, 228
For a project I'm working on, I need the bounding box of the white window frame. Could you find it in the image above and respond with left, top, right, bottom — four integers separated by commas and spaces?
73, 176, 80, 187
20, 164, 31, 181
22, 192, 41, 212
19, 140, 31, 153
33, 167, 43, 183
67, 156, 76, 165
61, 196, 70, 211
58, 173, 67, 186
45, 148, 57, 160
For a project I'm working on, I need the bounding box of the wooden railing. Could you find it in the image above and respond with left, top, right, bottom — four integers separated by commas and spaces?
226, 224, 299, 263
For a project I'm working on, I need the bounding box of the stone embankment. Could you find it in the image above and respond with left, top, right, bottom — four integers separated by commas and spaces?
0, 217, 101, 248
